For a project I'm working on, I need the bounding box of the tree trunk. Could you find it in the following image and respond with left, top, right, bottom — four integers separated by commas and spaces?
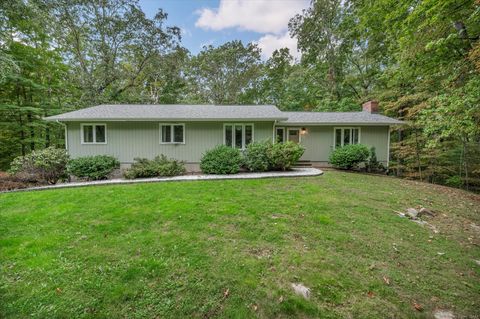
414, 128, 422, 181
27, 112, 35, 151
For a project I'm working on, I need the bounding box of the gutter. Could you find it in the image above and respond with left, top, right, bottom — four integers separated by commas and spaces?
44, 117, 290, 122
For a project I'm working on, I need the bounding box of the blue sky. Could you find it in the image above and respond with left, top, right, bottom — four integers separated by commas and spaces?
138, 0, 309, 59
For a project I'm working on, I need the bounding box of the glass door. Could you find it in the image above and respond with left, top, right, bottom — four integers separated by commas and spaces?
287, 128, 300, 143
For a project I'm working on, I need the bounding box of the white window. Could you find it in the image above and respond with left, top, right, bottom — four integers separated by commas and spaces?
160, 123, 185, 144
275, 127, 285, 143
81, 124, 107, 144
334, 127, 360, 148
224, 124, 254, 149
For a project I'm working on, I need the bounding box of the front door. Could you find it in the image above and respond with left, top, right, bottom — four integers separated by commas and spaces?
287, 128, 300, 143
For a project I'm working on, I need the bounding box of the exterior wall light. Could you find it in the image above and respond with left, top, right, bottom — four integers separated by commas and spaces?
301, 127, 307, 135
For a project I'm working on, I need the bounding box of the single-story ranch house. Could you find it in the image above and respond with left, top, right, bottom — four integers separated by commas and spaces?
45, 101, 403, 171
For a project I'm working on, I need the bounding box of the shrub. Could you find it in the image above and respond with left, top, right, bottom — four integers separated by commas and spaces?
9, 147, 69, 184
67, 155, 119, 180
329, 144, 370, 170
366, 146, 384, 173
268, 141, 305, 171
124, 155, 185, 179
445, 175, 463, 188
0, 171, 37, 191
200, 145, 243, 174
244, 140, 272, 172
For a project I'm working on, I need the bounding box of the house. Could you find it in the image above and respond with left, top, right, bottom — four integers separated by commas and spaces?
45, 101, 403, 171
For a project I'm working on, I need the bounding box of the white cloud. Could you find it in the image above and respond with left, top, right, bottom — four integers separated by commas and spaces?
254, 32, 300, 60
195, 0, 308, 34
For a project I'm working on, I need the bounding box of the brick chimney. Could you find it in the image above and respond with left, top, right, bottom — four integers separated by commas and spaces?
362, 100, 379, 113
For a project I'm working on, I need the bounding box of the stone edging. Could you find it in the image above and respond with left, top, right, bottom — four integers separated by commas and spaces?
2, 168, 323, 193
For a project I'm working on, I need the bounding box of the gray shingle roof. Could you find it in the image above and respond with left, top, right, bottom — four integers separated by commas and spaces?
44, 104, 288, 121
278, 111, 404, 125
45, 104, 403, 125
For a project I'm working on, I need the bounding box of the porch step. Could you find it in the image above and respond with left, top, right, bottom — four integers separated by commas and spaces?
293, 160, 313, 168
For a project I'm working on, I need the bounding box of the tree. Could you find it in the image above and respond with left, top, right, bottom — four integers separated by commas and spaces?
185, 41, 263, 104
46, 0, 181, 104
0, 0, 73, 168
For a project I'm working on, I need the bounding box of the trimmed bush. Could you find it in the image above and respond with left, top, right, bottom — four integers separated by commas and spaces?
329, 144, 370, 170
67, 155, 119, 180
124, 155, 185, 179
200, 145, 243, 174
9, 147, 69, 184
244, 140, 272, 172
366, 146, 384, 173
268, 141, 305, 171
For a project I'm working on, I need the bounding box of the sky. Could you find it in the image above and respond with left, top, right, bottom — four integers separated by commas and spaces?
138, 0, 309, 60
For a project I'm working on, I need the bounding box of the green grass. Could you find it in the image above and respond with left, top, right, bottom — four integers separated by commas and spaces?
1, 171, 479, 318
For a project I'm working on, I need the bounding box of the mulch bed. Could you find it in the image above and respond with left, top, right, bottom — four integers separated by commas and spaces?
0, 172, 40, 192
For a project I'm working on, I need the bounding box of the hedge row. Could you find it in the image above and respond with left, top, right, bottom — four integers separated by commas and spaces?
199, 141, 305, 174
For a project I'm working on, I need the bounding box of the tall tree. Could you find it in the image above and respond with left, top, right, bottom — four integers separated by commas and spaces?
0, 0, 73, 168
45, 0, 181, 105
185, 41, 263, 104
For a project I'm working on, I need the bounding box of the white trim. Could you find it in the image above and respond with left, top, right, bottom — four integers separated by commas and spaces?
61, 122, 68, 150
80, 123, 107, 144
159, 123, 185, 144
333, 127, 361, 149
387, 127, 391, 167
287, 127, 301, 143
223, 123, 254, 150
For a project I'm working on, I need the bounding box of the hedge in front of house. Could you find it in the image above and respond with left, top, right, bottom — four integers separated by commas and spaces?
9, 147, 69, 184
67, 155, 120, 180
268, 141, 305, 171
329, 144, 370, 170
124, 155, 186, 179
200, 145, 243, 174
244, 140, 272, 172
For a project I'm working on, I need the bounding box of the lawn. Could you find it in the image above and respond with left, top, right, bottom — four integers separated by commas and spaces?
1, 171, 479, 318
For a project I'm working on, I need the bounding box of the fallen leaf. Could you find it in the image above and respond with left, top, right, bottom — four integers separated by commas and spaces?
367, 291, 375, 298
413, 302, 423, 311
278, 296, 284, 303
383, 276, 390, 285
223, 288, 230, 298
252, 304, 258, 311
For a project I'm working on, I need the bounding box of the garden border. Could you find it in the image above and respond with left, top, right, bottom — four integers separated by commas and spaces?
2, 168, 323, 193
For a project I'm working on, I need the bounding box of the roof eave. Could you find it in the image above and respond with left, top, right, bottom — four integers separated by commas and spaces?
44, 117, 289, 122
276, 121, 405, 126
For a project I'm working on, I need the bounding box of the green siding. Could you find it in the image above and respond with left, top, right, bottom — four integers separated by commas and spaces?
66, 121, 273, 163
276, 125, 390, 163
66, 121, 390, 164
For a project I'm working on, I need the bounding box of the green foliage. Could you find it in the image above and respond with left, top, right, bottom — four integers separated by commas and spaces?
268, 141, 305, 171
445, 176, 463, 188
200, 145, 243, 174
67, 155, 119, 180
244, 140, 272, 172
329, 144, 370, 170
1, 0, 479, 191
366, 147, 383, 173
185, 41, 263, 104
124, 155, 186, 179
9, 147, 69, 184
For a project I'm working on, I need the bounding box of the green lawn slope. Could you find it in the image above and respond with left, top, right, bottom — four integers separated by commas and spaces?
1, 171, 479, 318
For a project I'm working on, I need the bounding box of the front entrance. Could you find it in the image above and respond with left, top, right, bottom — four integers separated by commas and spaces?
287, 128, 300, 143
